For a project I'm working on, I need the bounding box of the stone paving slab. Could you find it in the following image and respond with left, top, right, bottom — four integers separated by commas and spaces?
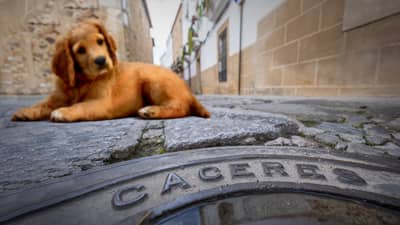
0, 96, 147, 192
164, 107, 298, 151
0, 117, 147, 192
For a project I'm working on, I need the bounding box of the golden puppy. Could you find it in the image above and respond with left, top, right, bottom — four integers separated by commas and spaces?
12, 19, 210, 122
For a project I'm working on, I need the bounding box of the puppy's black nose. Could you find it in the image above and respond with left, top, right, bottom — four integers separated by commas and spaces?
94, 56, 106, 66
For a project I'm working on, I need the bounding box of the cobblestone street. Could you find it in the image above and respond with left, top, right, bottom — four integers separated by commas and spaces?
1, 95, 400, 194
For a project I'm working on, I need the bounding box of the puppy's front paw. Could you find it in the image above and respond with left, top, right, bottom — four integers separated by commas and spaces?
50, 108, 72, 122
12, 108, 29, 121
12, 107, 41, 121
138, 106, 158, 119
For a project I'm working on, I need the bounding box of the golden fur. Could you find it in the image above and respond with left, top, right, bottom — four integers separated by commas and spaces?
12, 19, 210, 122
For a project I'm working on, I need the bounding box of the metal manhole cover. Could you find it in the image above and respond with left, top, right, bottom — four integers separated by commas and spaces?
1, 146, 399, 225
150, 193, 399, 225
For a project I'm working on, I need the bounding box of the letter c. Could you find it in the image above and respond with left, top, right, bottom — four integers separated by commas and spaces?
112, 185, 148, 208
199, 166, 223, 181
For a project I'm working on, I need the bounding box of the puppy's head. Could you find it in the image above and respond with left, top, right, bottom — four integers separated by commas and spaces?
52, 19, 117, 87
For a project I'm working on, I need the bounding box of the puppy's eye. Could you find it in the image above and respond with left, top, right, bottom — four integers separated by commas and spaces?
77, 47, 86, 54
97, 39, 103, 45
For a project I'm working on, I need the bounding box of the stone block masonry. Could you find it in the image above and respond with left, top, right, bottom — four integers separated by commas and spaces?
243, 0, 400, 96
0, 0, 153, 95
194, 0, 400, 97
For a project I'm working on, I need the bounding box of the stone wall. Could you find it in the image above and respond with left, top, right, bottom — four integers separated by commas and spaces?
200, 53, 239, 95
124, 0, 153, 63
171, 5, 183, 62
0, 0, 153, 95
194, 0, 400, 96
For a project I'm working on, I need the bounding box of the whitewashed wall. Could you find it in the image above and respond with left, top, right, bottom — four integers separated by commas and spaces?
241, 0, 283, 49
182, 0, 284, 79
160, 35, 173, 67
200, 0, 283, 71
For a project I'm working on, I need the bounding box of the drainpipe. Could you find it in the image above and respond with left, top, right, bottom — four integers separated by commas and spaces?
185, 58, 192, 89
188, 60, 192, 88
238, 0, 245, 95
197, 49, 203, 94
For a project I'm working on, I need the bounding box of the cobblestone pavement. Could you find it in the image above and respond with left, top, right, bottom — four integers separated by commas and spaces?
198, 95, 400, 157
1, 95, 400, 194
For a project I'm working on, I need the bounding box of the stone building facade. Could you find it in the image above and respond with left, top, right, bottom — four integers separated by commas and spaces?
168, 0, 400, 97
160, 3, 183, 77
0, 0, 153, 95
171, 4, 183, 66
238, 0, 400, 96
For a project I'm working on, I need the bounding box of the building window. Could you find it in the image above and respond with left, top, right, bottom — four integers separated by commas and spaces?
218, 28, 227, 82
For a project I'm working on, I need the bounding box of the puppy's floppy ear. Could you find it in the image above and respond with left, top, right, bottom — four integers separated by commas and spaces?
86, 19, 118, 65
51, 37, 76, 87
